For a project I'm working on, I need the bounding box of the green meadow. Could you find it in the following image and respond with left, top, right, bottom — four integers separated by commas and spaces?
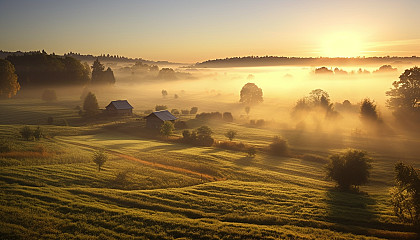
1, 98, 419, 240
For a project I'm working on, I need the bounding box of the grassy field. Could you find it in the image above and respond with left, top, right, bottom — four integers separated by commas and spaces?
0, 99, 419, 239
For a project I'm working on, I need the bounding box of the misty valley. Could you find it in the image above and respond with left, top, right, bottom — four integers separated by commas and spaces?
1, 52, 420, 240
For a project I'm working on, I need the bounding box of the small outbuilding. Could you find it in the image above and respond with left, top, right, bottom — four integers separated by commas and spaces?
105, 100, 133, 115
145, 110, 177, 129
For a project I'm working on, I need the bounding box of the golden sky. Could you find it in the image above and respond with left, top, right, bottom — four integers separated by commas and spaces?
1, 0, 419, 63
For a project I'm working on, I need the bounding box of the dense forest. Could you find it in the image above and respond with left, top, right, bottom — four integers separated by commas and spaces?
6, 51, 91, 87
193, 56, 420, 68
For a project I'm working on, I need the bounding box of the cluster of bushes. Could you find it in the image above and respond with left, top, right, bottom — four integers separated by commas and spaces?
214, 141, 257, 157
171, 109, 180, 114
155, 105, 167, 111
19, 126, 43, 141
182, 126, 214, 146
196, 112, 233, 121
178, 107, 198, 115
150, 106, 198, 115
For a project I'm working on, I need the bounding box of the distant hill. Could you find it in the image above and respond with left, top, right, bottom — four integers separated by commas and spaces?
193, 56, 420, 68
0, 50, 182, 65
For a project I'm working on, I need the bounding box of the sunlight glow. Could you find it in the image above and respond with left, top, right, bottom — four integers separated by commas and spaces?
322, 32, 364, 57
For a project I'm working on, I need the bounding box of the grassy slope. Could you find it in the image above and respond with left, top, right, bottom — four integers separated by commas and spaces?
0, 99, 418, 239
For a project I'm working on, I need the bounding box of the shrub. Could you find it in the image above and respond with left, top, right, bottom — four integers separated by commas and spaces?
182, 130, 191, 140
41, 89, 57, 102
171, 109, 180, 115
325, 149, 372, 190
269, 136, 289, 156
114, 170, 132, 188
93, 150, 107, 171
20, 126, 33, 141
190, 107, 198, 114
223, 112, 234, 122
155, 105, 167, 111
196, 126, 214, 146
247, 147, 257, 157
225, 130, 237, 141
195, 112, 222, 121
33, 126, 43, 140
83, 92, 99, 115
0, 140, 14, 153
174, 120, 187, 129
160, 121, 174, 138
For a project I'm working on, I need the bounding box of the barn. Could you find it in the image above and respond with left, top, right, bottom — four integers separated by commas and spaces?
145, 110, 177, 129
105, 100, 133, 115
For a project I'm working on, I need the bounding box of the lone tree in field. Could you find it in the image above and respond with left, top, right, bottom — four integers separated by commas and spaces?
161, 89, 168, 97
83, 92, 99, 115
386, 66, 420, 121
20, 126, 33, 141
325, 149, 372, 190
93, 150, 107, 171
225, 130, 237, 141
0, 59, 20, 99
391, 162, 420, 230
240, 83, 263, 105
160, 121, 174, 138
360, 98, 379, 123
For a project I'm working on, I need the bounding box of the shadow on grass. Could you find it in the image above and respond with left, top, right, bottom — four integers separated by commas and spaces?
235, 156, 254, 166
325, 188, 414, 237
325, 188, 376, 226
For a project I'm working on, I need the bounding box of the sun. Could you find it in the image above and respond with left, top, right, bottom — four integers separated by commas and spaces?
322, 32, 363, 57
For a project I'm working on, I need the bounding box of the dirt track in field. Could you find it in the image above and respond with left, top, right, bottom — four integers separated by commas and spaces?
54, 138, 220, 181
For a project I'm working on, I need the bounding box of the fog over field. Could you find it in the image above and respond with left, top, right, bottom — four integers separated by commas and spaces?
2, 1, 420, 239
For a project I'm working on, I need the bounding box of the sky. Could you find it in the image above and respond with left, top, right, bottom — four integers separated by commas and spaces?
1, 0, 419, 63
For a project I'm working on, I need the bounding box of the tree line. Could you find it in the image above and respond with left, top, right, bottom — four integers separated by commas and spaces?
0, 51, 115, 98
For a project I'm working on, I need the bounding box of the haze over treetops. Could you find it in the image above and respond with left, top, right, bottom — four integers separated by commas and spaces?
1, 0, 420, 63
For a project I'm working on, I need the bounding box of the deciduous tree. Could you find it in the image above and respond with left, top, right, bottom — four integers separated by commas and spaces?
240, 83, 263, 105
0, 59, 20, 98
386, 67, 420, 115
93, 150, 107, 171
325, 149, 372, 190
225, 130, 237, 141
391, 162, 420, 230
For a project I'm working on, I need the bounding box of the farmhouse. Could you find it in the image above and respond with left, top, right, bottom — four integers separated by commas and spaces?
105, 100, 133, 115
145, 110, 177, 129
